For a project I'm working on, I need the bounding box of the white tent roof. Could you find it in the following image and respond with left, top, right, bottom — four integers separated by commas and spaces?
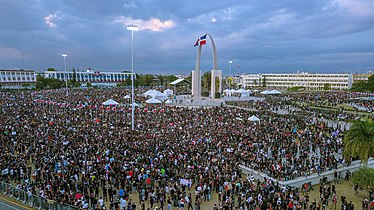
103, 99, 119, 106
170, 78, 185, 85
154, 92, 168, 101
143, 89, 161, 97
164, 99, 172, 104
145, 98, 162, 104
235, 89, 251, 93
269, 90, 282, 94
260, 90, 271, 94
248, 115, 260, 122
163, 89, 173, 96
223, 89, 231, 93
124, 95, 130, 99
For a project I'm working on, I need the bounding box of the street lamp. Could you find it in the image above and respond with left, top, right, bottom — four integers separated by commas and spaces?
127, 24, 138, 130
62, 54, 68, 96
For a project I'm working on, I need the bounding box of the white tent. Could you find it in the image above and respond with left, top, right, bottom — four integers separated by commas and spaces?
261, 90, 282, 95
124, 95, 130, 99
103, 99, 119, 106
248, 115, 260, 122
269, 90, 282, 94
163, 89, 173, 96
153, 92, 168, 101
145, 98, 162, 104
143, 90, 168, 101
164, 99, 172, 104
143, 90, 160, 97
223, 89, 233, 97
132, 102, 139, 107
235, 89, 251, 97
260, 90, 271, 95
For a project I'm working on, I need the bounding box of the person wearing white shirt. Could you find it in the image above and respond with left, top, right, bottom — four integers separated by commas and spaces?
98, 197, 104, 207
120, 197, 127, 209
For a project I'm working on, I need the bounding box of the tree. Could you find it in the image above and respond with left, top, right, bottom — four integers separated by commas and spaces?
262, 76, 266, 87
72, 68, 77, 84
352, 167, 374, 189
343, 119, 374, 166
323, 83, 331, 91
47, 68, 56, 71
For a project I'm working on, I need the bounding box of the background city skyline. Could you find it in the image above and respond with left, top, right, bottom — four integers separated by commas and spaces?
1, 0, 374, 75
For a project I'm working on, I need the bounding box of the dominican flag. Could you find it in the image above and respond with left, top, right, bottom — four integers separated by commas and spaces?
194, 34, 207, 47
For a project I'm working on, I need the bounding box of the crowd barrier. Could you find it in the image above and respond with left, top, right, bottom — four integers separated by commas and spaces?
0, 181, 79, 210
240, 158, 374, 188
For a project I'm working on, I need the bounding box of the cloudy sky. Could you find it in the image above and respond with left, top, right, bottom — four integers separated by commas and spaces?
1, 0, 374, 75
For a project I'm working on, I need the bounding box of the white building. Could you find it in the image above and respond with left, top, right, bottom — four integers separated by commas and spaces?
0, 69, 36, 89
240, 73, 355, 90
44, 70, 132, 83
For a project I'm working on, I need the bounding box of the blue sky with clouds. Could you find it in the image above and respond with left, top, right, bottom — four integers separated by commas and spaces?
1, 0, 374, 75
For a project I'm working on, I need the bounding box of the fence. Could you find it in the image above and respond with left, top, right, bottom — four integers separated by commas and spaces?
240, 158, 374, 188
0, 181, 79, 210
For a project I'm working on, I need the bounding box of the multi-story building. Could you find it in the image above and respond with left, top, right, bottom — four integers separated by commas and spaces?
239, 73, 365, 90
44, 70, 132, 84
352, 73, 373, 83
0, 69, 36, 89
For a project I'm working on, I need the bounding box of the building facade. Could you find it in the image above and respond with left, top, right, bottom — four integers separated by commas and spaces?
239, 73, 359, 90
0, 69, 36, 89
44, 70, 132, 83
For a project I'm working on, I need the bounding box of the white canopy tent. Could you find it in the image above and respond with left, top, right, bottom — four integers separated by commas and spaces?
132, 102, 139, 107
260, 90, 271, 95
145, 98, 162, 104
143, 90, 160, 97
261, 90, 282, 95
269, 90, 282, 94
124, 95, 130, 99
248, 115, 260, 122
223, 89, 233, 97
164, 99, 172, 104
153, 92, 168, 101
103, 99, 119, 106
163, 89, 173, 96
235, 89, 251, 97
143, 90, 168, 101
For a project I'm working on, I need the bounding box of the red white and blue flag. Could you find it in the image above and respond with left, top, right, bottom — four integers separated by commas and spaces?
194, 34, 207, 47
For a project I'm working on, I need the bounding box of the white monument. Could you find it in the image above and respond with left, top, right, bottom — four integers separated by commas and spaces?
192, 33, 222, 99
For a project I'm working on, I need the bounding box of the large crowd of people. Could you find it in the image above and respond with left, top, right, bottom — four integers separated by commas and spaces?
0, 89, 372, 209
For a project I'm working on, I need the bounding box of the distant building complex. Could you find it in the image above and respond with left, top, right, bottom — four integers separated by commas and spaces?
237, 73, 373, 90
44, 70, 132, 87
0, 69, 36, 89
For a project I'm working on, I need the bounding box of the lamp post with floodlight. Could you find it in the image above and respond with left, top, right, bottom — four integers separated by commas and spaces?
127, 24, 138, 130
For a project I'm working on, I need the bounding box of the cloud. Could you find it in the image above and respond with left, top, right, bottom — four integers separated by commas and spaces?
330, 0, 374, 17
113, 16, 175, 31
122, 1, 137, 9
44, 13, 58, 28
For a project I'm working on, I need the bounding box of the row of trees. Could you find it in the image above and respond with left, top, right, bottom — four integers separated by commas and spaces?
351, 74, 374, 92
116, 74, 178, 87
344, 119, 374, 189
37, 68, 179, 90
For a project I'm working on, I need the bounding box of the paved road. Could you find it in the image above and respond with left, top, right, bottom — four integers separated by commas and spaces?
0, 199, 28, 210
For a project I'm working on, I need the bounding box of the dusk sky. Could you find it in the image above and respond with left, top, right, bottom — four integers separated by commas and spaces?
1, 0, 374, 75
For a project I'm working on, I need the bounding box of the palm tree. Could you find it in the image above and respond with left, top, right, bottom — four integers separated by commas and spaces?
343, 119, 374, 166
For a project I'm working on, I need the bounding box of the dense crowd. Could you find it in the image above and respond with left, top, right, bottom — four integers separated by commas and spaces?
0, 89, 370, 209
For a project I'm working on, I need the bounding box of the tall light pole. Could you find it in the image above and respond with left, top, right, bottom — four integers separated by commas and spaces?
229, 60, 233, 89
127, 24, 138, 130
62, 54, 68, 96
